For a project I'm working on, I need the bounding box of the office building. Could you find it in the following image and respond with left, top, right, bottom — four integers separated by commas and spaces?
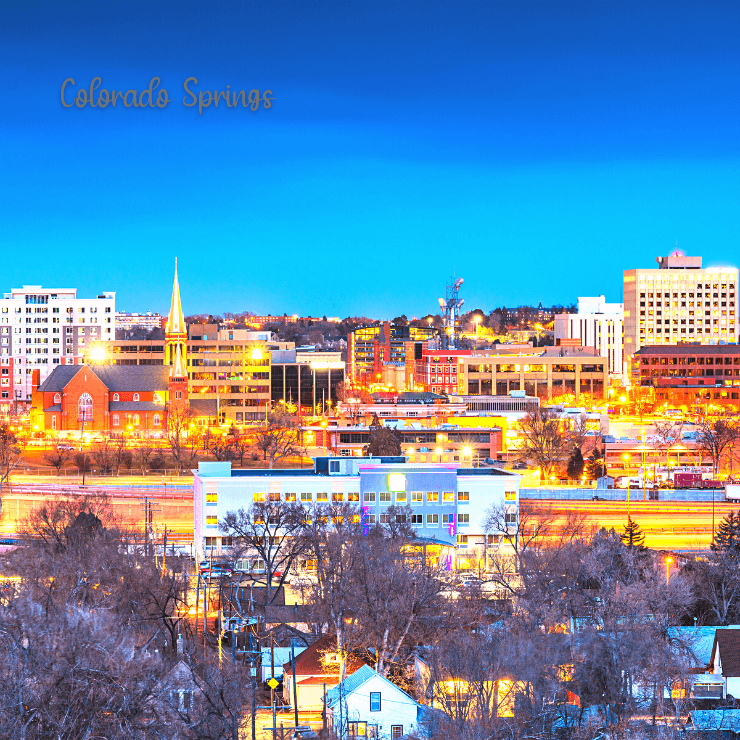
115, 311, 163, 332
0, 285, 115, 413
348, 323, 436, 385
193, 457, 519, 571
623, 254, 738, 357
634, 344, 740, 412
270, 348, 345, 414
553, 296, 625, 382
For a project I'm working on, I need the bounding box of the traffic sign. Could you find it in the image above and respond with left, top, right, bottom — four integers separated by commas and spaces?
268, 677, 279, 690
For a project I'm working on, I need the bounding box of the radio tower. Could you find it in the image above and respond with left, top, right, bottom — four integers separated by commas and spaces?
438, 276, 465, 349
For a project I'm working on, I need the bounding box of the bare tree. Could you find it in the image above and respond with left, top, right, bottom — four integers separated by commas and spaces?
220, 500, 307, 605
514, 407, 567, 479
253, 411, 304, 469
696, 414, 739, 478
167, 407, 201, 473
91, 438, 115, 474
134, 442, 157, 475
0, 421, 23, 493
652, 419, 683, 469
209, 436, 236, 462
42, 439, 72, 478
335, 381, 373, 425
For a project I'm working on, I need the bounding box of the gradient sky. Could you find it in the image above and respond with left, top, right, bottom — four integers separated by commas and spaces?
3, 1, 740, 319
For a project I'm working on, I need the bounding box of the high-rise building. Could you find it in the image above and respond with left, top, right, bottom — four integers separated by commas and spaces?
553, 296, 625, 382
623, 254, 738, 357
348, 322, 435, 385
0, 285, 115, 413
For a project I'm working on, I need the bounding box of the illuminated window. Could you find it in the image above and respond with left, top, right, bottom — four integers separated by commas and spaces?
206, 492, 217, 503
411, 491, 422, 503
78, 392, 92, 421
427, 492, 439, 503
253, 492, 266, 502
53, 393, 61, 404
153, 413, 161, 427
206, 516, 217, 525
285, 492, 296, 502
443, 491, 454, 502
458, 491, 469, 502
133, 393, 139, 401
112, 414, 119, 427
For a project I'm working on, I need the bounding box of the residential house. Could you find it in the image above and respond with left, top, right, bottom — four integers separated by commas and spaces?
710, 629, 740, 698
326, 664, 421, 740
282, 634, 371, 711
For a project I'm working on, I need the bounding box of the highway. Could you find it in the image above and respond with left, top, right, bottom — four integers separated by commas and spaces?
521, 498, 739, 551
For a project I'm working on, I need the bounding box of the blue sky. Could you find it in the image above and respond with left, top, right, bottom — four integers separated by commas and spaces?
3, 1, 740, 318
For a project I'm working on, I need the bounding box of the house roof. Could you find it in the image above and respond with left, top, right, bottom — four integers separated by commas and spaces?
92, 365, 170, 392
670, 626, 740, 668
37, 365, 83, 393
711, 629, 740, 676
691, 710, 740, 732
44, 404, 62, 413
37, 364, 170, 394
636, 345, 740, 356
326, 665, 418, 710
282, 634, 369, 677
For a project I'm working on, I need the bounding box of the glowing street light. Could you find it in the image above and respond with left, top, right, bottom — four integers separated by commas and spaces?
665, 555, 673, 587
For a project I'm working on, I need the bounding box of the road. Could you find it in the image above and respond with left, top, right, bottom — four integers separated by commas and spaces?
522, 498, 736, 551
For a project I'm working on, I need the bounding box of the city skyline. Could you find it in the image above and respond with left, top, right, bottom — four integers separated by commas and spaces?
5, 1, 740, 316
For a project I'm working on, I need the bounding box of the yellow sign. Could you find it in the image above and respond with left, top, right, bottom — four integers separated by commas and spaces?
268, 677, 279, 690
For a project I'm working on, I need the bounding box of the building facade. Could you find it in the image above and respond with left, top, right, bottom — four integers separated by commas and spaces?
348, 323, 435, 385
0, 285, 115, 413
193, 457, 519, 571
270, 349, 345, 414
624, 254, 738, 357
115, 311, 163, 332
457, 348, 609, 402
554, 296, 625, 382
634, 344, 740, 412
31, 265, 215, 435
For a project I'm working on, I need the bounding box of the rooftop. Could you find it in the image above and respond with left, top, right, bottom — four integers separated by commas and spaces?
636, 344, 740, 355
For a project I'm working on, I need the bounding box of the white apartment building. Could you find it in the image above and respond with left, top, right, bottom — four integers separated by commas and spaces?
115, 311, 162, 332
624, 255, 738, 357
554, 296, 625, 382
0, 286, 115, 411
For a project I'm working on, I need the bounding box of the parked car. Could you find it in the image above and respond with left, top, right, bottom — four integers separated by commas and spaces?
57, 443, 76, 450
292, 727, 318, 740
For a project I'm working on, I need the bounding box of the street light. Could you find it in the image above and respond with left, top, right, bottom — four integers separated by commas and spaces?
665, 556, 673, 588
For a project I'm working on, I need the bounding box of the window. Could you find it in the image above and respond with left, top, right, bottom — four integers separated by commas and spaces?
458, 513, 469, 524
53, 392, 61, 404
78, 392, 92, 421
253, 492, 266, 502
505, 491, 517, 501
395, 491, 406, 503
113, 393, 119, 401
443, 491, 454, 502
112, 413, 119, 427
347, 492, 359, 502
206, 492, 217, 503
153, 413, 161, 427
411, 491, 422, 504
153, 392, 161, 403
285, 492, 297, 502
427, 492, 439, 503
379, 491, 391, 503
316, 492, 328, 503
370, 692, 381, 712
206, 516, 217, 525
380, 513, 391, 524
270, 492, 280, 502
51, 415, 56, 430
427, 514, 439, 526
457, 535, 468, 545
332, 492, 343, 503
505, 512, 517, 524
391, 727, 403, 740
365, 514, 376, 524
442, 514, 454, 525
411, 514, 423, 525
363, 492, 376, 503
301, 492, 312, 502
133, 413, 140, 426
458, 491, 469, 502
133, 393, 140, 401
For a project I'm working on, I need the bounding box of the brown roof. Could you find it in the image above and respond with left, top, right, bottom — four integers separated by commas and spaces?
712, 629, 740, 676
282, 634, 370, 677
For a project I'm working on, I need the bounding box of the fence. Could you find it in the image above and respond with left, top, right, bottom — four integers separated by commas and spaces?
520, 487, 727, 502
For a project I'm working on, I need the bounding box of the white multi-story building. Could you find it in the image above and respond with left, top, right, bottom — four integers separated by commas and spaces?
624, 254, 738, 357
554, 296, 625, 382
115, 311, 162, 332
193, 457, 519, 571
0, 286, 115, 412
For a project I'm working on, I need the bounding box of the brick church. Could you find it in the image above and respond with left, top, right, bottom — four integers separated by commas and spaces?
31, 262, 216, 436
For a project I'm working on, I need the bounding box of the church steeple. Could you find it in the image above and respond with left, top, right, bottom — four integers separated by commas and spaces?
165, 259, 187, 377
